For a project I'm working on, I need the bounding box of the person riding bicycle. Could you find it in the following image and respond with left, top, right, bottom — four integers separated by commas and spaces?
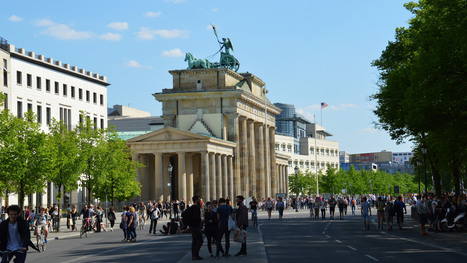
249, 197, 258, 222
1, 205, 39, 263
33, 208, 49, 244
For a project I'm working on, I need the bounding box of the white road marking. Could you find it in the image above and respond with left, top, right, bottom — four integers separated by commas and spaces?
365, 255, 379, 261
325, 235, 331, 238
335, 239, 342, 243
348, 246, 357, 251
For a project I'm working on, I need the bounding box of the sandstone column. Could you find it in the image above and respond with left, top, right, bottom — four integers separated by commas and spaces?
228, 155, 234, 199
269, 127, 277, 197
222, 155, 228, 198
216, 153, 222, 198
186, 154, 194, 202
201, 152, 210, 201
154, 153, 163, 202
210, 152, 217, 201
255, 123, 265, 199
227, 114, 240, 197
247, 120, 256, 198
240, 117, 248, 197
178, 152, 186, 202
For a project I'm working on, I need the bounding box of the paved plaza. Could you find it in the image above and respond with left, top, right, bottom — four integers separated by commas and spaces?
24, 206, 467, 263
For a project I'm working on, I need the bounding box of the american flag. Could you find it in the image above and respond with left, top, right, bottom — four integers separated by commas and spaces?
321, 102, 328, 109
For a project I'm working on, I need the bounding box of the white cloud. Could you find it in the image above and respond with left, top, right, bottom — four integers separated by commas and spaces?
124, 60, 152, 69
145, 11, 162, 18
162, 48, 184, 57
99, 33, 121, 41
9, 15, 23, 22
212, 8, 219, 12
34, 19, 92, 40
137, 27, 189, 40
107, 22, 128, 31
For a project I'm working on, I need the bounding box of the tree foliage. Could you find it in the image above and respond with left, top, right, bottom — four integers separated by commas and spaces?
289, 166, 419, 196
371, 0, 467, 196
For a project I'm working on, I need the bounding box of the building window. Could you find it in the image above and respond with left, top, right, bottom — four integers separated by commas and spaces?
288, 161, 292, 168
2, 94, 7, 109
63, 84, 67, 96
37, 105, 42, 123
27, 74, 32, 87
305, 162, 309, 169
93, 92, 97, 104
86, 90, 90, 102
275, 144, 279, 151
27, 103, 32, 112
46, 107, 51, 125
321, 149, 325, 156
310, 147, 314, 154
281, 144, 286, 152
100, 118, 104, 129
36, 77, 41, 90
17, 101, 23, 118
287, 145, 292, 152
55, 81, 59, 94
326, 149, 329, 156
3, 69, 7, 86
71, 86, 75, 98
79, 88, 83, 100
310, 162, 314, 168
93, 117, 97, 129
100, 94, 104, 105
299, 161, 304, 168
60, 107, 72, 130
46, 79, 50, 92
16, 71, 22, 85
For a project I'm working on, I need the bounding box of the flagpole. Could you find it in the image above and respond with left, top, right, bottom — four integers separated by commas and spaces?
320, 107, 322, 126
314, 114, 319, 196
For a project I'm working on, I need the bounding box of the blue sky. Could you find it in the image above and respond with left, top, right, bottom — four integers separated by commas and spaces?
1, 0, 416, 154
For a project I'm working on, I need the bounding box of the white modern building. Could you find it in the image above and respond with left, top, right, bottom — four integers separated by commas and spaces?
0, 37, 109, 207
274, 103, 339, 176
392, 152, 414, 164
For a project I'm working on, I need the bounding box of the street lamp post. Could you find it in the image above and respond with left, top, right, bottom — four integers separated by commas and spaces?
417, 161, 421, 198
295, 166, 299, 212
168, 162, 173, 218
421, 144, 427, 195
370, 179, 372, 194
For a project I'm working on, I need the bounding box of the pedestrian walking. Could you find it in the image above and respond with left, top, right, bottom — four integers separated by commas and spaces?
266, 197, 274, 220
328, 195, 337, 220
70, 205, 78, 232
417, 195, 429, 236
338, 197, 345, 220
126, 206, 137, 242
149, 203, 160, 235
395, 196, 407, 230
276, 196, 285, 220
235, 195, 248, 257
361, 196, 371, 230
385, 197, 395, 231
376, 197, 385, 230
320, 199, 327, 220
351, 197, 357, 215
107, 206, 116, 231
204, 202, 218, 258
186, 195, 203, 260
216, 198, 233, 258
121, 206, 129, 241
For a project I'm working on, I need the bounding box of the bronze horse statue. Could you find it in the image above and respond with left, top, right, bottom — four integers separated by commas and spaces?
185, 53, 216, 69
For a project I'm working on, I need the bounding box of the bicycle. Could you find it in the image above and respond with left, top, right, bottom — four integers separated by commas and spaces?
80, 218, 92, 238
251, 209, 258, 228
36, 225, 47, 252
1, 249, 24, 263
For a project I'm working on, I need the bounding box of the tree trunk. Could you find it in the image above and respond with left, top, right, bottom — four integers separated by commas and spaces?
430, 161, 442, 196
19, 182, 25, 219
452, 158, 461, 198
56, 184, 62, 232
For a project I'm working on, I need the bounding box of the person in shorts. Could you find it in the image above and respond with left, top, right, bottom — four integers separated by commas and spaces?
361, 196, 371, 230
266, 197, 274, 220
417, 195, 429, 236
276, 196, 285, 220
33, 208, 49, 244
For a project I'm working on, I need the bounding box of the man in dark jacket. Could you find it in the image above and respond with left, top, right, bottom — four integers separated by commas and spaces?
235, 195, 248, 256
0, 205, 38, 263
190, 195, 203, 260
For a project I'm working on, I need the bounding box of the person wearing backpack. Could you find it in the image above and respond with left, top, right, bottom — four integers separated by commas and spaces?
149, 204, 160, 235
377, 197, 386, 230
351, 197, 356, 215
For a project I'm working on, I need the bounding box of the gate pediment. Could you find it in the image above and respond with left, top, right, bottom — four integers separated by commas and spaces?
127, 127, 210, 143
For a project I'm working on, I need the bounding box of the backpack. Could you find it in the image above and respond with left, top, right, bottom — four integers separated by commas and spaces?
352, 199, 356, 206
181, 206, 193, 227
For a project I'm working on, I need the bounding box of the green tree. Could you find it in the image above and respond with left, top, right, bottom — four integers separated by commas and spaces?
371, 0, 467, 196
92, 129, 141, 206
76, 114, 104, 204
47, 119, 83, 230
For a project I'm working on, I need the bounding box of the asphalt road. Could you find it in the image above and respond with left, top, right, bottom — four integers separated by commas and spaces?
260, 208, 467, 263
24, 208, 467, 263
